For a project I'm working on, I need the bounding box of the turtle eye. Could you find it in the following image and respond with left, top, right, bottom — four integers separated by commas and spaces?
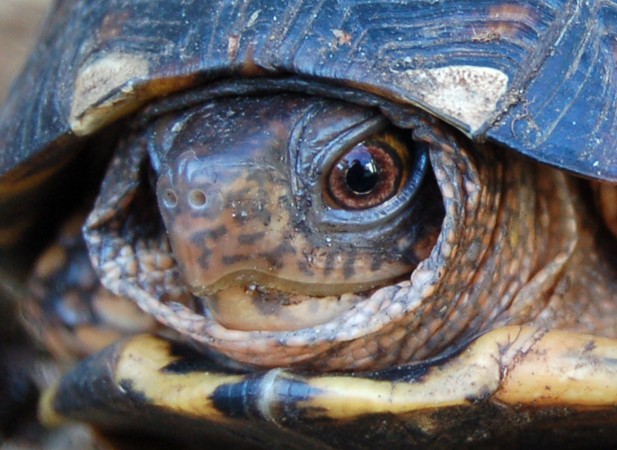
326, 132, 409, 210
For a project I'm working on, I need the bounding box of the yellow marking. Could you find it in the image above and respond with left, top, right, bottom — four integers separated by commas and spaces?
298, 339, 501, 418
39, 328, 617, 427
114, 335, 244, 421
70, 53, 197, 136
296, 327, 617, 419
495, 329, 617, 407
70, 53, 150, 135
509, 229, 519, 249
39, 384, 69, 428
395, 65, 509, 132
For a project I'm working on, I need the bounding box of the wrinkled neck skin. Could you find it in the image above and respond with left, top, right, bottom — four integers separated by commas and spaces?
85, 105, 617, 372
400, 124, 617, 362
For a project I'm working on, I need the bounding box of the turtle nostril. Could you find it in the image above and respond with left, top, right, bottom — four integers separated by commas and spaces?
188, 189, 207, 208
163, 189, 178, 208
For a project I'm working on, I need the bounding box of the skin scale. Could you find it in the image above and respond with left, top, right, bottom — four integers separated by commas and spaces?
1, 0, 617, 448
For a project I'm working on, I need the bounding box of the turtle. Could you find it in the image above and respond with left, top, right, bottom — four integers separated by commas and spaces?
2, 0, 617, 448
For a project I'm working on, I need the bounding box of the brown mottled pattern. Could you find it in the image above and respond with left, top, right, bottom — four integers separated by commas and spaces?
24, 213, 158, 361
152, 96, 437, 304
84, 105, 617, 371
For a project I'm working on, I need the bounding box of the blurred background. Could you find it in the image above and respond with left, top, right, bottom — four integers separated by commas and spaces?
0, 2, 78, 449
0, 0, 52, 104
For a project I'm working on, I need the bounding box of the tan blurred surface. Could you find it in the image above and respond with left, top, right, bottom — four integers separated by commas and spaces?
0, 0, 52, 105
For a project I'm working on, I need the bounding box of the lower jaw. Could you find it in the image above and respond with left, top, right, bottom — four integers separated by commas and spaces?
198, 285, 369, 332
109, 270, 418, 371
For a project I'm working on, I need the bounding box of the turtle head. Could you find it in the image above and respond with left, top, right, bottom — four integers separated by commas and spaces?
153, 95, 443, 332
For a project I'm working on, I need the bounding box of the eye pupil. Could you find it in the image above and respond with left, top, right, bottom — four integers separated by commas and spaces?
327, 134, 407, 210
345, 159, 379, 194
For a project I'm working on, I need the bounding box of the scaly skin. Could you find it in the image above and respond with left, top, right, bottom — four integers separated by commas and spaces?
81, 97, 617, 371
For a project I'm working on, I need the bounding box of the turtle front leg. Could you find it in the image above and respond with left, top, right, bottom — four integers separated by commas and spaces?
24, 212, 157, 361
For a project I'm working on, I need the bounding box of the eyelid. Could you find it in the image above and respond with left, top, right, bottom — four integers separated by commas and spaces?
300, 115, 389, 185
314, 142, 429, 232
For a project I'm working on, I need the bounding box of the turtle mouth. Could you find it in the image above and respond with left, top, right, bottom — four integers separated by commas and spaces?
193, 283, 389, 332
163, 275, 422, 370
185, 268, 409, 332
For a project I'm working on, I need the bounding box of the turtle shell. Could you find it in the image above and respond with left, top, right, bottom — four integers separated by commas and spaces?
2, 0, 617, 244
5, 0, 617, 177
3, 1, 617, 449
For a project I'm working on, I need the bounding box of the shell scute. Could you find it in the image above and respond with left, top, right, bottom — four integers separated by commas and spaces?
3, 0, 616, 181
